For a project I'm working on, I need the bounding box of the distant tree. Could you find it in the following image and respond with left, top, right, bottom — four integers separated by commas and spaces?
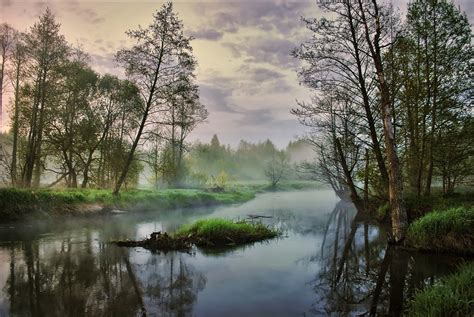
155, 75, 207, 187
113, 2, 195, 195
264, 150, 290, 188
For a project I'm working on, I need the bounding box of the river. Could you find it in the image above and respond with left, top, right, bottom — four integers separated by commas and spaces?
0, 190, 464, 316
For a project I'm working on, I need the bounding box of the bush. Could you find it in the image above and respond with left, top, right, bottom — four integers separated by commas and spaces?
407, 262, 474, 317
174, 218, 278, 246
406, 207, 474, 254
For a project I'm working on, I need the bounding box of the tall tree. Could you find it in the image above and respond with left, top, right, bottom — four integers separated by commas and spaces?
21, 9, 68, 187
8, 33, 26, 186
356, 0, 408, 242
114, 2, 196, 195
293, 2, 390, 196
0, 23, 16, 131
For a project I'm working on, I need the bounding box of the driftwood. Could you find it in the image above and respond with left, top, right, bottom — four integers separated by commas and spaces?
247, 214, 273, 219
114, 232, 192, 252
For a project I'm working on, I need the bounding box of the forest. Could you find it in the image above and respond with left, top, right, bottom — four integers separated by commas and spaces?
0, 0, 473, 316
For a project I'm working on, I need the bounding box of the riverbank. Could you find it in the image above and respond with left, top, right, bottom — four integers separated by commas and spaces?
406, 262, 473, 317
0, 181, 321, 222
405, 207, 473, 255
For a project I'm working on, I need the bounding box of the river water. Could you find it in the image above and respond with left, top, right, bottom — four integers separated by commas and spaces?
0, 190, 465, 316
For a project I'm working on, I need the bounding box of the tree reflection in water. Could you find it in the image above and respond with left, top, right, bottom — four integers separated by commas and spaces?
3, 231, 206, 317
311, 200, 461, 316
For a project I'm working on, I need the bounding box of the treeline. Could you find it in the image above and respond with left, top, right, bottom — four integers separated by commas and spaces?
292, 0, 473, 241
184, 135, 310, 187
0, 3, 207, 193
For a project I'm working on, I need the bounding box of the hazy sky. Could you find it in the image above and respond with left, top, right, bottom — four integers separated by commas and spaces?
1, 0, 472, 147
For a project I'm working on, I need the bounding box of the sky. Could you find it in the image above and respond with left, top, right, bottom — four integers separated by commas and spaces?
1, 0, 473, 148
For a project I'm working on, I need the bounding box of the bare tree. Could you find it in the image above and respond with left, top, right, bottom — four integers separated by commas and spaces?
264, 150, 289, 188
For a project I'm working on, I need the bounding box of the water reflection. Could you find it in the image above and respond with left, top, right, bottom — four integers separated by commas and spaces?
2, 236, 206, 316
310, 200, 462, 316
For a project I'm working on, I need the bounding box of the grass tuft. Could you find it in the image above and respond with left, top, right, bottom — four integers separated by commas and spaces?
406, 207, 474, 254
407, 262, 474, 317
174, 218, 278, 246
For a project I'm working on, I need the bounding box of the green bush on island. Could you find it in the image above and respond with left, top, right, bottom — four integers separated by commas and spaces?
407, 262, 474, 317
115, 218, 279, 251
174, 218, 278, 246
406, 207, 474, 254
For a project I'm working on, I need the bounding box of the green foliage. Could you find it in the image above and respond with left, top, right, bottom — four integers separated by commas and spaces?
212, 171, 229, 189
174, 218, 278, 245
376, 202, 389, 221
407, 262, 474, 317
406, 207, 474, 254
187, 171, 209, 188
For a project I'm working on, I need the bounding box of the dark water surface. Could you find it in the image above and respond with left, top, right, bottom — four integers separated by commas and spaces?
0, 190, 466, 316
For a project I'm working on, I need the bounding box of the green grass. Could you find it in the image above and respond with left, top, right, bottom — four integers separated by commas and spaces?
0, 180, 321, 222
174, 218, 278, 246
407, 262, 474, 317
406, 207, 474, 254
0, 187, 256, 222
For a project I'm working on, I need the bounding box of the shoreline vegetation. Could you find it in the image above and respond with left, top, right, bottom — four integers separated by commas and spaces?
114, 218, 279, 252
0, 181, 321, 223
405, 207, 474, 255
407, 262, 474, 317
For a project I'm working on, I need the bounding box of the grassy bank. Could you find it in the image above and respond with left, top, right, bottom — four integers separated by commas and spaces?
115, 218, 279, 251
407, 262, 474, 317
374, 189, 474, 223
406, 207, 474, 254
0, 187, 255, 222
0, 180, 320, 222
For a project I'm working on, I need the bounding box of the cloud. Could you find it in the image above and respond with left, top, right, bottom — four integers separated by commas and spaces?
194, 1, 312, 36
66, 3, 105, 25
236, 108, 276, 126
199, 82, 241, 114
188, 28, 223, 41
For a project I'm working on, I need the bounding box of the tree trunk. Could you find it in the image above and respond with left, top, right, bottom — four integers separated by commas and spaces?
358, 0, 408, 242
114, 44, 164, 195
335, 138, 362, 206
0, 51, 5, 131
10, 58, 22, 186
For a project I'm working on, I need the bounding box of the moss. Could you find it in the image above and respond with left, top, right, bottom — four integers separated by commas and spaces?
406, 207, 474, 254
407, 262, 474, 317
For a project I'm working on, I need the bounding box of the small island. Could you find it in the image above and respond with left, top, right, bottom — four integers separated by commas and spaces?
114, 218, 279, 252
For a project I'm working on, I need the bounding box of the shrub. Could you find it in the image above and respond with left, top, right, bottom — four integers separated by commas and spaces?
406, 207, 474, 254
